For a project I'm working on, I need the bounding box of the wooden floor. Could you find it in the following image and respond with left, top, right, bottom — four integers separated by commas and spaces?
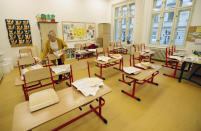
0, 57, 201, 131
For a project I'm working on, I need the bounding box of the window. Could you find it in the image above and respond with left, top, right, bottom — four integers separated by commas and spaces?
150, 0, 194, 46
113, 2, 135, 42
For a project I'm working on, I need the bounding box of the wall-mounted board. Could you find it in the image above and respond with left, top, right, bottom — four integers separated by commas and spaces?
62, 21, 96, 42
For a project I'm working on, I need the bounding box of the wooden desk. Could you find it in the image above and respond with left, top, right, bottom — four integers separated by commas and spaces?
94, 56, 122, 80
179, 57, 201, 86
119, 64, 161, 101
12, 85, 112, 131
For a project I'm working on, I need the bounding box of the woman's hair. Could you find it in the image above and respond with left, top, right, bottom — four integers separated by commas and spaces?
48, 30, 56, 37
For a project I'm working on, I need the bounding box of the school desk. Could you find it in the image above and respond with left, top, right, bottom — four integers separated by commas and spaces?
12, 85, 112, 131
179, 57, 201, 86
119, 64, 161, 101
94, 55, 123, 80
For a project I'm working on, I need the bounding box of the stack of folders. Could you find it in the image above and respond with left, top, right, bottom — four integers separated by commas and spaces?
97, 56, 111, 62
123, 67, 141, 75
72, 77, 104, 96
136, 62, 154, 69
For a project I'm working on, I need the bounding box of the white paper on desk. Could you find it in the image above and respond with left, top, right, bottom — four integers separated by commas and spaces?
169, 55, 182, 61
110, 55, 122, 60
87, 49, 96, 52
135, 63, 155, 69
97, 56, 111, 62
76, 50, 87, 54
123, 67, 141, 74
184, 56, 199, 62
72, 77, 104, 96
51, 65, 70, 74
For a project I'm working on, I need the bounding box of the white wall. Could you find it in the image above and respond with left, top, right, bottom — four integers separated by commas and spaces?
0, 0, 110, 65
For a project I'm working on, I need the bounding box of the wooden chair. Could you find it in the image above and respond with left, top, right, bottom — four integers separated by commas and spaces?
71, 60, 90, 82
18, 56, 36, 76
107, 46, 114, 56
96, 48, 105, 58
19, 48, 33, 58
23, 65, 55, 100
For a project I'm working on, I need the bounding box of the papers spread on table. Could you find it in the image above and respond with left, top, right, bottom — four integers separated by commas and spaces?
53, 50, 64, 58
72, 77, 104, 96
51, 64, 70, 74
21, 64, 43, 75
87, 49, 96, 52
110, 54, 122, 59
173, 52, 185, 57
135, 62, 154, 69
75, 50, 88, 54
123, 67, 141, 75
184, 56, 200, 62
97, 56, 111, 62
169, 55, 182, 61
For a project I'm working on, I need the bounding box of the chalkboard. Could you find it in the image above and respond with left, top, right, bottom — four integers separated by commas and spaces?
62, 21, 96, 42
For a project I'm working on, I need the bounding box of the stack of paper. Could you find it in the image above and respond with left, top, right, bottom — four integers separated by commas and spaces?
72, 77, 104, 96
76, 50, 87, 54
135, 63, 154, 69
123, 67, 141, 74
21, 64, 43, 75
169, 55, 182, 61
97, 56, 111, 62
110, 54, 122, 59
53, 50, 64, 58
87, 49, 96, 52
51, 64, 70, 74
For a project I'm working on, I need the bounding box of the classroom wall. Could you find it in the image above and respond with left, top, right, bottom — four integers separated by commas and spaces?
0, 0, 110, 65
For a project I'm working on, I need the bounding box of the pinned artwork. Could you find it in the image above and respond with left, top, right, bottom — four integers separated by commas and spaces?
5, 19, 32, 47
62, 21, 96, 42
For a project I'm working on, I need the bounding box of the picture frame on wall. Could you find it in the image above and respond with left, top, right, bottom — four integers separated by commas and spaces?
5, 19, 32, 47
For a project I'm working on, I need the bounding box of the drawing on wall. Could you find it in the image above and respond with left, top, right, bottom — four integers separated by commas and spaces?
5, 19, 32, 47
186, 26, 201, 42
62, 21, 95, 42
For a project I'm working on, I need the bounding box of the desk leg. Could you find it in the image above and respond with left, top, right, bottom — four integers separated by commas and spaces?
121, 80, 141, 101
118, 73, 132, 86
179, 62, 186, 82
52, 97, 107, 131
95, 64, 105, 80
163, 61, 179, 79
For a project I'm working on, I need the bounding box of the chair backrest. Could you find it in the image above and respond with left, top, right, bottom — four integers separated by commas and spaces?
19, 48, 33, 58
85, 43, 91, 47
122, 54, 132, 67
18, 57, 35, 66
24, 67, 52, 83
74, 44, 82, 50
71, 60, 90, 82
96, 48, 104, 53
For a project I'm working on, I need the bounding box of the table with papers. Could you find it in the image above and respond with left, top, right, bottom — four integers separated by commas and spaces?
94, 54, 123, 80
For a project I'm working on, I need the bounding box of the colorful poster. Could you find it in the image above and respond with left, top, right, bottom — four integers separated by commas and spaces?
62, 22, 95, 42
186, 26, 201, 42
5, 19, 32, 47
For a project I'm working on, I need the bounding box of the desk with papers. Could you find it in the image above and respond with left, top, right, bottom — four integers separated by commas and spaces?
12, 85, 112, 131
94, 54, 123, 80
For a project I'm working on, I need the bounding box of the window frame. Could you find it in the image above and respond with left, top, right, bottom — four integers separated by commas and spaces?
149, 0, 195, 47
112, 1, 135, 42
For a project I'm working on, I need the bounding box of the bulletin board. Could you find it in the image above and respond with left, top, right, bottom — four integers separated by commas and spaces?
186, 26, 201, 42
62, 21, 96, 42
5, 19, 32, 47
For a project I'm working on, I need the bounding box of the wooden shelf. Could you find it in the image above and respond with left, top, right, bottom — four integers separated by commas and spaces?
37, 22, 58, 24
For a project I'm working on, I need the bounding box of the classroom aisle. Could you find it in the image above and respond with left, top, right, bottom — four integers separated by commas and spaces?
0, 58, 201, 131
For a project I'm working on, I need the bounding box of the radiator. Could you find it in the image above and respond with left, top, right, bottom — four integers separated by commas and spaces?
149, 47, 166, 61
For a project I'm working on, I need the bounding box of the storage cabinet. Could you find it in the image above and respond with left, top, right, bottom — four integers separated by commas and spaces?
98, 23, 111, 51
